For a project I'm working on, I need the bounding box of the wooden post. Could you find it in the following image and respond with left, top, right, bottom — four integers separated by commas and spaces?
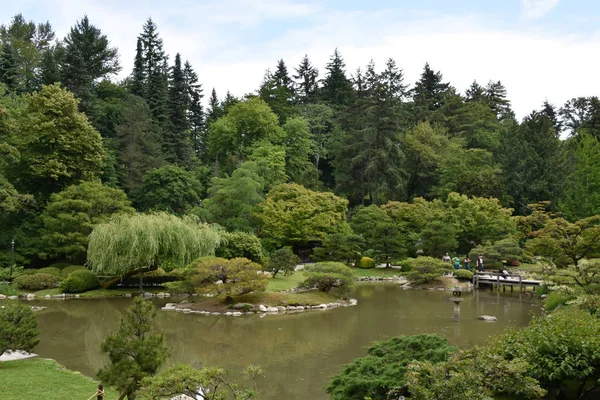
519, 275, 523, 293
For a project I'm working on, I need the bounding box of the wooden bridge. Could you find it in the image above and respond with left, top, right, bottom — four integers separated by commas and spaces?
473, 271, 543, 293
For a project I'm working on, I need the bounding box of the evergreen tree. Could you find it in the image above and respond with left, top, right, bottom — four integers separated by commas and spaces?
165, 53, 193, 165
37, 46, 61, 86
139, 18, 168, 126
0, 42, 18, 90
222, 91, 239, 113
465, 80, 485, 102
62, 15, 120, 112
183, 61, 204, 157
259, 59, 295, 124
541, 100, 562, 134
483, 80, 513, 120
293, 54, 318, 103
129, 37, 145, 97
206, 88, 223, 126
500, 112, 566, 214
320, 48, 354, 106
413, 62, 450, 115
560, 96, 600, 139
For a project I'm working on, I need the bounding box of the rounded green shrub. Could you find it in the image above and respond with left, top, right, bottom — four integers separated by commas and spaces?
13, 274, 61, 291
48, 262, 71, 270
19, 269, 38, 276
357, 257, 376, 269
60, 270, 100, 293
544, 291, 574, 311
35, 267, 62, 276
61, 265, 87, 278
164, 280, 194, 295
454, 269, 473, 280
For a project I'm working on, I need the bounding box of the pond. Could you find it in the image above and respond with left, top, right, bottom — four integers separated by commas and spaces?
29, 284, 541, 400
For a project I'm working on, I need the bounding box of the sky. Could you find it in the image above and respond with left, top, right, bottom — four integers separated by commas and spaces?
1, 0, 599, 119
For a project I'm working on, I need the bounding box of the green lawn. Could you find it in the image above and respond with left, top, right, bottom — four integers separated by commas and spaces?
352, 267, 401, 277
0, 358, 118, 400
267, 271, 306, 292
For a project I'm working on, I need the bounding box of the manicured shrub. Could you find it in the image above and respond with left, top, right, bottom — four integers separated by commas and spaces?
60, 265, 87, 278
60, 270, 100, 293
404, 257, 452, 284
300, 262, 355, 294
454, 269, 473, 280
13, 274, 61, 291
163, 280, 195, 295
357, 257, 376, 269
48, 262, 71, 270
19, 269, 38, 276
35, 267, 62, 277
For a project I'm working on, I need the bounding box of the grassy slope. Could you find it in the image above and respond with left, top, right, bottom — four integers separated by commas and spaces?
0, 358, 118, 400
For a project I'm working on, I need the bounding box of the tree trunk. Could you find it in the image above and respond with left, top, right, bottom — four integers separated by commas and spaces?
101, 265, 158, 289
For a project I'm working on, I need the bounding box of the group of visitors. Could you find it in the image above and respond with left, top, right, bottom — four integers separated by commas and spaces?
442, 253, 484, 271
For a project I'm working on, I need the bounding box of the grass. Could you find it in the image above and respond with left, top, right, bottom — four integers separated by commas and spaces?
267, 271, 306, 292
32, 287, 166, 297
352, 267, 401, 277
0, 358, 118, 400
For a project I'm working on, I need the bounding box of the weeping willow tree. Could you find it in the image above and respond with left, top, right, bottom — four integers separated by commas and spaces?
87, 213, 223, 289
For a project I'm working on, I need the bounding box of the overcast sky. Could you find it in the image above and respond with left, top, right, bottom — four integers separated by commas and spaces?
2, 0, 599, 119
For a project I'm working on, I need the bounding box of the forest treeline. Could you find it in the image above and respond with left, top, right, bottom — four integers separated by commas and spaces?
1, 13, 600, 268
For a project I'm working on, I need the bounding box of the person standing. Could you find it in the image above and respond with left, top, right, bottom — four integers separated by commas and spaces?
442, 253, 451, 263
452, 255, 461, 270
464, 256, 471, 270
476, 255, 484, 272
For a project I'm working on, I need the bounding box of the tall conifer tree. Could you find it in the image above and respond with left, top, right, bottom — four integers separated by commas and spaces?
320, 48, 354, 106
166, 53, 192, 166
293, 54, 318, 103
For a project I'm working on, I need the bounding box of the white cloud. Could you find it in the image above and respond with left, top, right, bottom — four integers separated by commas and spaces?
521, 0, 560, 19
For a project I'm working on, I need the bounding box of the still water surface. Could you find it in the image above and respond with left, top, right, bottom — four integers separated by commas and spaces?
31, 284, 541, 399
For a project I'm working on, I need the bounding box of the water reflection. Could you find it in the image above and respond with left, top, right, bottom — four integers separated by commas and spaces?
30, 284, 541, 400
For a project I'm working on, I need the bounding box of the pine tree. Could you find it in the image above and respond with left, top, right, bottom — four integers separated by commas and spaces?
165, 53, 193, 166
139, 18, 168, 126
183, 61, 204, 157
62, 15, 120, 112
465, 80, 485, 102
222, 91, 239, 113
259, 59, 295, 124
320, 48, 354, 106
206, 88, 223, 126
413, 62, 450, 114
0, 42, 18, 90
37, 46, 61, 86
129, 37, 145, 97
484, 80, 512, 120
293, 54, 318, 103
541, 100, 562, 134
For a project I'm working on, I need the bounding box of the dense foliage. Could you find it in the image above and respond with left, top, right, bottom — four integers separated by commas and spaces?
188, 256, 268, 297
0, 304, 40, 356
299, 261, 354, 293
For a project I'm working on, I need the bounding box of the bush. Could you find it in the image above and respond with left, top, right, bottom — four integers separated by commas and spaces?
454, 269, 473, 280
60, 265, 87, 278
18, 269, 37, 276
216, 231, 265, 264
13, 273, 61, 291
35, 267, 62, 277
265, 247, 300, 278
48, 262, 71, 270
357, 257, 375, 269
544, 291, 574, 311
163, 280, 195, 295
404, 257, 451, 284
327, 334, 456, 400
0, 283, 19, 296
299, 262, 355, 294
189, 257, 268, 296
0, 304, 40, 355
60, 270, 100, 293
0, 266, 24, 281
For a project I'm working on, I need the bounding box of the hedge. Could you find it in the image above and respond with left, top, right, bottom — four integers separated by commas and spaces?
60, 270, 100, 293
13, 274, 62, 291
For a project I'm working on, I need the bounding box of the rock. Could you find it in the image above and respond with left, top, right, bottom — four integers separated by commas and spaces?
44, 295, 51, 299
143, 292, 153, 297
258, 304, 268, 312
31, 306, 46, 312
225, 311, 233, 315
317, 304, 328, 309
232, 303, 255, 310
0, 294, 6, 299
8, 295, 18, 300
296, 305, 305, 310
165, 293, 171, 297
179, 300, 189, 304
232, 312, 243, 316
156, 292, 166, 298
540, 294, 547, 300
266, 306, 279, 312
74, 294, 80, 298
478, 315, 497, 322
211, 312, 220, 315
277, 306, 286, 312
124, 293, 132, 297
286, 306, 296, 310
311, 305, 320, 309
348, 298, 358, 306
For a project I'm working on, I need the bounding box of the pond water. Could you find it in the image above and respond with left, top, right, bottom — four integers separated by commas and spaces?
29, 284, 541, 400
